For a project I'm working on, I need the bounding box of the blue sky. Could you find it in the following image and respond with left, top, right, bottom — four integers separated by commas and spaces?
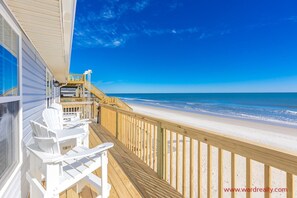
70, 0, 297, 93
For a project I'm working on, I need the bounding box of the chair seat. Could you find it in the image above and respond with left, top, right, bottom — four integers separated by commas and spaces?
57, 146, 103, 194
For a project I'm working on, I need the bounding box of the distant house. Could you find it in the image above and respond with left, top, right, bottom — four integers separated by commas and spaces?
0, 1, 76, 197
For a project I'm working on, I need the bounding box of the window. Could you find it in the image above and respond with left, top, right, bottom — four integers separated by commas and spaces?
0, 12, 21, 189
0, 15, 19, 96
46, 70, 53, 107
0, 102, 19, 178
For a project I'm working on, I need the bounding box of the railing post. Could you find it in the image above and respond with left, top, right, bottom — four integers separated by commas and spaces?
157, 122, 165, 179
116, 110, 119, 139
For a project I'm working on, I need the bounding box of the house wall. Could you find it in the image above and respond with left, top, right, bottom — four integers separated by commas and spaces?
1, 2, 59, 197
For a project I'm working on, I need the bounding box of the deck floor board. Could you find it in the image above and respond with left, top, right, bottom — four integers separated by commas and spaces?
60, 123, 181, 198
90, 123, 182, 198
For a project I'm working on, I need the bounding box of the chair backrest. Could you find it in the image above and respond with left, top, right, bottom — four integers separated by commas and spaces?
50, 103, 63, 111
42, 108, 63, 130
30, 120, 60, 154
50, 103, 64, 121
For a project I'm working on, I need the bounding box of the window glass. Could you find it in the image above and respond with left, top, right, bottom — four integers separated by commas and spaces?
46, 70, 53, 107
0, 15, 19, 96
0, 13, 20, 188
0, 101, 19, 180
46, 70, 52, 97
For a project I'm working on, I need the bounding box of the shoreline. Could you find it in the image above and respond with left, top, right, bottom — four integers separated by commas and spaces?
128, 102, 297, 153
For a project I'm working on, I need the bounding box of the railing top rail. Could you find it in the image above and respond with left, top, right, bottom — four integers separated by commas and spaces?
100, 103, 297, 175
69, 73, 84, 76
67, 74, 85, 82
61, 101, 93, 105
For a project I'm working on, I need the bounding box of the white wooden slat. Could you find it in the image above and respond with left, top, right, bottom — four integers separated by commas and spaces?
67, 147, 101, 167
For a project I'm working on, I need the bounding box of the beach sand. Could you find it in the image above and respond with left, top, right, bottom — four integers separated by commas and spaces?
129, 103, 297, 198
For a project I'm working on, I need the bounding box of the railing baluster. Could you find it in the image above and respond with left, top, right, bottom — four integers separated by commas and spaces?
126, 116, 128, 145
246, 158, 251, 198
170, 131, 173, 186
149, 123, 152, 168
157, 124, 164, 178
154, 125, 157, 171
146, 122, 149, 165
198, 141, 201, 198
127, 116, 130, 147
136, 119, 138, 154
140, 120, 142, 158
165, 129, 168, 181
131, 117, 133, 150
218, 148, 223, 198
122, 114, 124, 144
287, 173, 294, 198
133, 118, 138, 155
135, 119, 137, 155
183, 135, 187, 196
125, 115, 128, 146
264, 165, 271, 198
137, 119, 141, 157
115, 111, 119, 139
231, 153, 236, 198
190, 138, 194, 198
133, 118, 136, 153
176, 133, 180, 192
141, 120, 143, 159
207, 145, 212, 198
145, 122, 148, 163
129, 117, 132, 151
142, 121, 145, 160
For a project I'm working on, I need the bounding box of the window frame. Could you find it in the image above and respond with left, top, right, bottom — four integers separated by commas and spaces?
0, 3, 22, 196
46, 68, 53, 107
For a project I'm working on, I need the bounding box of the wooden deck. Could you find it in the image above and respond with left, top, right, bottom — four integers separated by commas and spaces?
60, 123, 182, 198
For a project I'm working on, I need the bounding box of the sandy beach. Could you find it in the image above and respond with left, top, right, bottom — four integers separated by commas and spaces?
129, 103, 297, 198
130, 103, 297, 153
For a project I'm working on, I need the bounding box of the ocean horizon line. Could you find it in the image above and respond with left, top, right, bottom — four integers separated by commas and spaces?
108, 92, 297, 128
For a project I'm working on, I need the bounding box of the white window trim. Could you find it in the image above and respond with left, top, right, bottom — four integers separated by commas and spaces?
46, 68, 54, 107
0, 4, 23, 197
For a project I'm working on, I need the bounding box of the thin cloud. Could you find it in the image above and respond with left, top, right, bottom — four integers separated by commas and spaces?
74, 0, 151, 48
282, 15, 297, 23
133, 0, 150, 12
169, 0, 183, 11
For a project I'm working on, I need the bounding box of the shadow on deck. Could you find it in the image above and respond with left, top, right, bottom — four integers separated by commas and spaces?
60, 123, 182, 198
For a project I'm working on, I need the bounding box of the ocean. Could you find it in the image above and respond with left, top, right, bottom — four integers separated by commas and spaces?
108, 93, 297, 127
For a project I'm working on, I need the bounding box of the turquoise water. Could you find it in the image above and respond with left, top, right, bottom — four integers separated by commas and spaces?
108, 93, 297, 127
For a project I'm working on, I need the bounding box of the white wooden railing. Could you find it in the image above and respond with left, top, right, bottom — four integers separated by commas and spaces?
61, 101, 97, 120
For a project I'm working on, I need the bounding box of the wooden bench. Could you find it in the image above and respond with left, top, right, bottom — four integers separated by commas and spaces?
90, 123, 182, 198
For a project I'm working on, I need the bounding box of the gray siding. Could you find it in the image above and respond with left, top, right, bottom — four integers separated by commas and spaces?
21, 34, 47, 198
2, 34, 47, 198
22, 35, 46, 144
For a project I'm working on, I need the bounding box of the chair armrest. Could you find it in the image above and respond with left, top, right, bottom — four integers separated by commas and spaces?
63, 121, 91, 129
55, 128, 87, 142
56, 143, 114, 162
27, 143, 63, 164
63, 119, 91, 125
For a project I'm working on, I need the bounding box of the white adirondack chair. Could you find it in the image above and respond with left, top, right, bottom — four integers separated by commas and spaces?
27, 121, 113, 198
43, 108, 89, 147
30, 120, 87, 152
